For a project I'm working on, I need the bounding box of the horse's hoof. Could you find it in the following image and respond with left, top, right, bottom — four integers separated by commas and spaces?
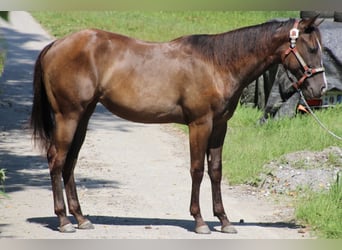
78, 220, 95, 230
59, 223, 76, 233
221, 225, 238, 234
195, 225, 211, 234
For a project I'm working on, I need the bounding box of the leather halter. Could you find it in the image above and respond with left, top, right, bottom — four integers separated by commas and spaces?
283, 20, 325, 90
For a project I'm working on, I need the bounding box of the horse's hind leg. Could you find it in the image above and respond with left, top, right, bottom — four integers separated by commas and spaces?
48, 113, 80, 232
62, 104, 96, 230
47, 102, 96, 233
207, 122, 237, 234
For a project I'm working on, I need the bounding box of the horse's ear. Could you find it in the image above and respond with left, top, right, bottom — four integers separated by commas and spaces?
315, 18, 325, 26
300, 14, 323, 32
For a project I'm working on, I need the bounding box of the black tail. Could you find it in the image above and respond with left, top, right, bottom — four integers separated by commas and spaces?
30, 42, 55, 151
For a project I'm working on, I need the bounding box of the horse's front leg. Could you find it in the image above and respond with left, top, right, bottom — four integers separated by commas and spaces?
207, 122, 237, 233
188, 118, 212, 234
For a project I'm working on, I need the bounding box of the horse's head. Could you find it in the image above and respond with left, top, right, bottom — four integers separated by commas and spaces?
281, 16, 327, 99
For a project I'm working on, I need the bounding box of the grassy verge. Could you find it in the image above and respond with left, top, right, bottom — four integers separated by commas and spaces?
296, 173, 342, 238
226, 105, 342, 239
225, 105, 342, 185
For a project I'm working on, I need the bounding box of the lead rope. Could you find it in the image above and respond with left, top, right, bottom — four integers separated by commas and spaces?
298, 90, 342, 141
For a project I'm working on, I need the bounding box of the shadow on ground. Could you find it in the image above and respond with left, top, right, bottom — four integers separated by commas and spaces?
27, 215, 301, 234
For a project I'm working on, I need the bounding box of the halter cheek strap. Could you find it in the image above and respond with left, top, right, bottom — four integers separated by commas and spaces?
283, 20, 325, 90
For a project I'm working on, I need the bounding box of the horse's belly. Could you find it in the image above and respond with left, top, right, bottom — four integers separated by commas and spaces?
99, 93, 185, 124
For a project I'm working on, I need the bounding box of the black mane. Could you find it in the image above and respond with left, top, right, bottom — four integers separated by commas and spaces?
181, 19, 296, 69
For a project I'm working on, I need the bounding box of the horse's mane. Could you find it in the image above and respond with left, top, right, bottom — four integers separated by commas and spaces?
177, 19, 296, 69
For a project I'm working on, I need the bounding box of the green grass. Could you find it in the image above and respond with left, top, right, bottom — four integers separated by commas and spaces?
31, 11, 299, 40
296, 172, 342, 239
225, 105, 342, 185
226, 105, 342, 238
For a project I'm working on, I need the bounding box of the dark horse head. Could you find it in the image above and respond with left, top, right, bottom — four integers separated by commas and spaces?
280, 16, 327, 99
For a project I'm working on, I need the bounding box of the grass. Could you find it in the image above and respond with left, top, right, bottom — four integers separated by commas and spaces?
296, 172, 342, 239
224, 104, 342, 185
30, 11, 342, 238
226, 105, 342, 238
31, 11, 299, 40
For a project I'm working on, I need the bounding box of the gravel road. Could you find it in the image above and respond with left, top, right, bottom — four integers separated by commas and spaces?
0, 11, 310, 239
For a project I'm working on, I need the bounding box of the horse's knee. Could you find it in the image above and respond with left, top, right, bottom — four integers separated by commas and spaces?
208, 161, 222, 182
190, 166, 204, 182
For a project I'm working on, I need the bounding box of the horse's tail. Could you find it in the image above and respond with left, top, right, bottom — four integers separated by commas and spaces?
30, 41, 55, 151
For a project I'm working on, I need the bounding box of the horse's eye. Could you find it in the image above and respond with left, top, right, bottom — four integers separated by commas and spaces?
308, 47, 318, 53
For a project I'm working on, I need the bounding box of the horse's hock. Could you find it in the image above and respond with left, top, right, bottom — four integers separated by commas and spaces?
241, 17, 342, 120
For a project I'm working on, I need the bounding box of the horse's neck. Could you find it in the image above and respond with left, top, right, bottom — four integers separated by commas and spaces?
227, 33, 286, 90
239, 49, 281, 83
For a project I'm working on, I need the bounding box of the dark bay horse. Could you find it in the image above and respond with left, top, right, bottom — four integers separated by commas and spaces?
31, 16, 327, 234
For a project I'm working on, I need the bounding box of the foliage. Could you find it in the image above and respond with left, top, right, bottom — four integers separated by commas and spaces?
0, 11, 9, 21
295, 172, 342, 238
0, 168, 6, 195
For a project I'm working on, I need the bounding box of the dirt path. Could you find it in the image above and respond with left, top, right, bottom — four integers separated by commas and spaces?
0, 11, 310, 239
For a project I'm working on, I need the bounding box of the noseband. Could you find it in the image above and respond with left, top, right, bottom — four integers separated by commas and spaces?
283, 20, 325, 90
